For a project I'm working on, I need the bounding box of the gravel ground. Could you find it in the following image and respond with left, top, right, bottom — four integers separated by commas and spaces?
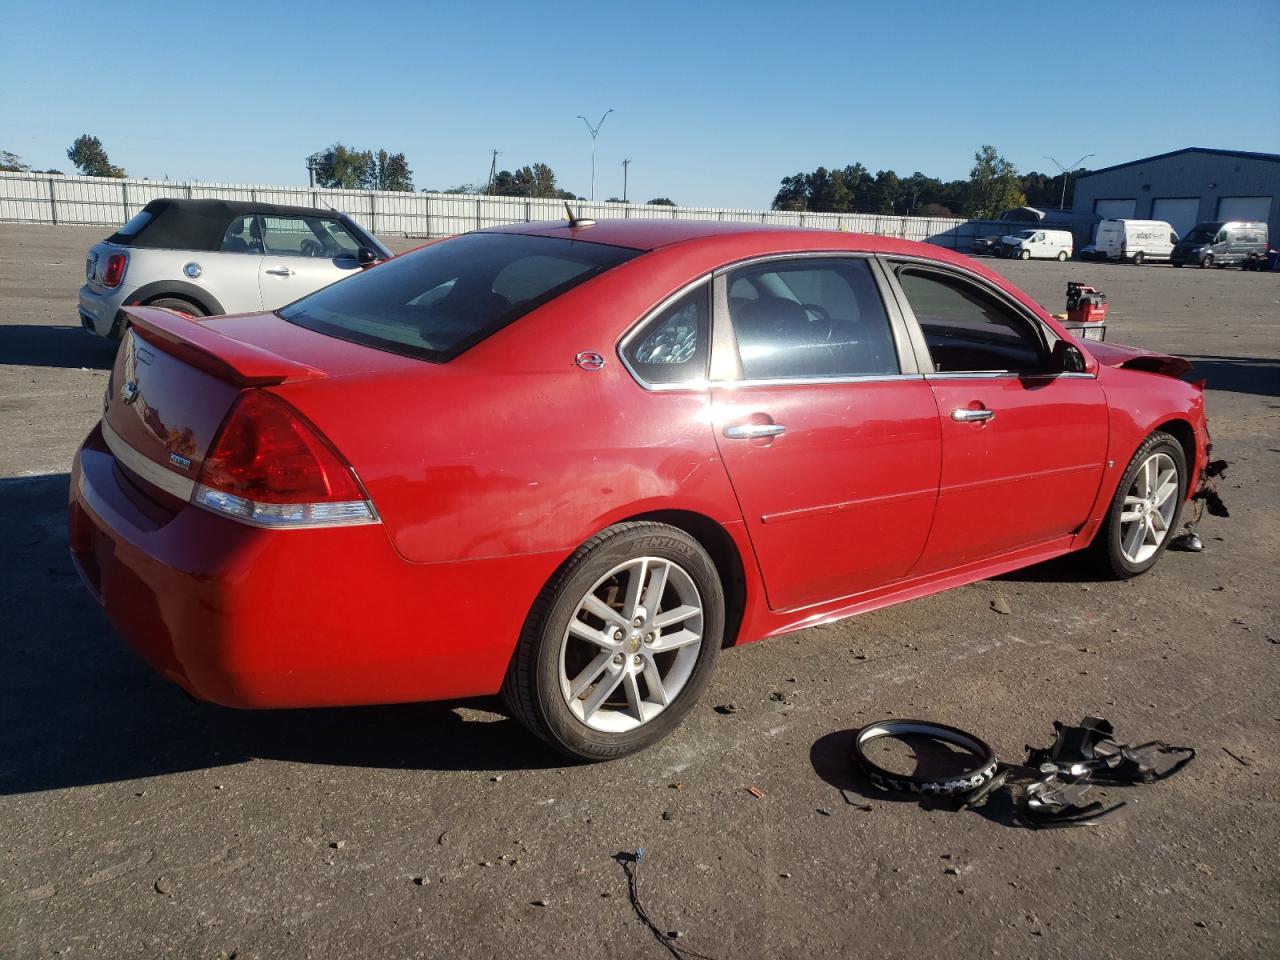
1, 224, 1277, 960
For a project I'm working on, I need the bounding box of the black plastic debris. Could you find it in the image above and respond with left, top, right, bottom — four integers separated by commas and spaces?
850, 716, 1194, 829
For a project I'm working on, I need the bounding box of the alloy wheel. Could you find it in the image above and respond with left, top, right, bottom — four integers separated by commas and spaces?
558, 557, 704, 733
1119, 452, 1179, 564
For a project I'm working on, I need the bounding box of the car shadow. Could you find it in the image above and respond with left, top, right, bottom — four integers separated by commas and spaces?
1185, 355, 1280, 398
0, 324, 118, 370
0, 473, 569, 796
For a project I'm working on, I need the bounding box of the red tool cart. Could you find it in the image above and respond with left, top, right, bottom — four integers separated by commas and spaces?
1061, 281, 1108, 341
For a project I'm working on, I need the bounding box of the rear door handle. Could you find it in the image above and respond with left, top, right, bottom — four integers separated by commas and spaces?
723, 423, 787, 440
951, 408, 995, 423
265, 266, 295, 277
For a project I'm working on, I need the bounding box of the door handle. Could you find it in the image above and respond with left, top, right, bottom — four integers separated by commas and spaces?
265, 266, 295, 277
723, 422, 787, 440
951, 408, 995, 423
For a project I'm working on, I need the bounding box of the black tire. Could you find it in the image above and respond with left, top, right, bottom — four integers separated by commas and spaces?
1199, 254, 1214, 269
1088, 431, 1188, 579
1132, 251, 1144, 265
146, 296, 206, 317
501, 522, 724, 761
1173, 261, 1184, 268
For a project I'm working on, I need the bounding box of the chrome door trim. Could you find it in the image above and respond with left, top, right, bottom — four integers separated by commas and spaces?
723, 422, 787, 439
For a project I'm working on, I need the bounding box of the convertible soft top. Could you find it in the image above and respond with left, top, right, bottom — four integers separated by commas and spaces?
106, 198, 352, 251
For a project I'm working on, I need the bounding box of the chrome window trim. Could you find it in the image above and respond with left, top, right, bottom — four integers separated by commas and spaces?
708, 251, 917, 385
616, 275, 714, 392
879, 255, 1097, 378
101, 418, 197, 501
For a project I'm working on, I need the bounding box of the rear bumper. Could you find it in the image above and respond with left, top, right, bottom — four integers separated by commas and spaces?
78, 284, 128, 338
69, 424, 558, 709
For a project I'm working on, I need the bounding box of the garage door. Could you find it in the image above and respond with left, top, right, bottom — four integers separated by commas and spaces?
1216, 196, 1272, 222
1152, 198, 1200, 237
1094, 199, 1137, 219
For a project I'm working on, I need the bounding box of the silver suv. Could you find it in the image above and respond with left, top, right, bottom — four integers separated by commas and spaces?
78, 198, 391, 338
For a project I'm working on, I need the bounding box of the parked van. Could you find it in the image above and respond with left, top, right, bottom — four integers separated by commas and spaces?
1083, 219, 1177, 264
1171, 220, 1270, 268
1000, 228, 1073, 261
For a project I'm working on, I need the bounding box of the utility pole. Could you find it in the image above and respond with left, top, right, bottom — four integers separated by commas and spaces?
1044, 153, 1096, 210
576, 109, 613, 201
487, 149, 501, 194
622, 159, 630, 203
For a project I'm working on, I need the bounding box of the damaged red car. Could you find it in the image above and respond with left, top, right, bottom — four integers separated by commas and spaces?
69, 220, 1210, 759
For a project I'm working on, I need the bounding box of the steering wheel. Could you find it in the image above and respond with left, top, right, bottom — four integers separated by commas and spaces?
799, 302, 834, 342
300, 238, 323, 258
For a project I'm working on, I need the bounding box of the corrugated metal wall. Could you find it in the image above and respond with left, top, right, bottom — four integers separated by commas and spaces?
0, 171, 1013, 250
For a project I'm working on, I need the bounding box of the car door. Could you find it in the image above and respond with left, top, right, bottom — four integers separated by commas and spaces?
885, 261, 1108, 573
708, 256, 941, 611
257, 214, 364, 310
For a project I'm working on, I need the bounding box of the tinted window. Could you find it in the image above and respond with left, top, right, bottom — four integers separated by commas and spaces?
896, 267, 1045, 373
623, 284, 710, 384
221, 215, 263, 254
279, 233, 639, 362
726, 258, 898, 380
115, 211, 152, 237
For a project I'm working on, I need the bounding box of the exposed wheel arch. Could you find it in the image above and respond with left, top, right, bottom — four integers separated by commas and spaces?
1152, 418, 1197, 484
623, 509, 748, 648
124, 280, 224, 317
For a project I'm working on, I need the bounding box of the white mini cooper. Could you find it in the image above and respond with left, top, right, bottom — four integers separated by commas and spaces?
78, 198, 390, 338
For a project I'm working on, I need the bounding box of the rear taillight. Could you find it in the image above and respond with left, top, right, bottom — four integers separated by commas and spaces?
193, 390, 377, 528
102, 253, 127, 288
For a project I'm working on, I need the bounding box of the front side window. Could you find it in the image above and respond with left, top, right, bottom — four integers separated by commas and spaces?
725, 258, 898, 380
279, 233, 639, 362
895, 267, 1046, 374
622, 284, 710, 385
260, 216, 361, 258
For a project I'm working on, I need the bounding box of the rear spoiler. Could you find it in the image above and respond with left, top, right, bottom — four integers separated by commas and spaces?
122, 307, 324, 387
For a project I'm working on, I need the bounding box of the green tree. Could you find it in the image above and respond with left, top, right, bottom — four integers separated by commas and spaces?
1, 150, 29, 172
486, 162, 577, 199
967, 145, 1025, 219
772, 173, 809, 211
309, 144, 374, 189
646, 197, 676, 206
66, 135, 125, 178
371, 150, 414, 191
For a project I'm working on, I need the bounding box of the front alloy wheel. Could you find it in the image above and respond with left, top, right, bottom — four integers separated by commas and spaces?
1091, 431, 1187, 578
502, 522, 724, 760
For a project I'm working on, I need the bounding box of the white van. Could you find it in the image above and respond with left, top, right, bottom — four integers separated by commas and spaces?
1084, 219, 1178, 264
1000, 228, 1074, 261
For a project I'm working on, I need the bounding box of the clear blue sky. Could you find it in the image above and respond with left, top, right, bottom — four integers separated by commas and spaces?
3, 0, 1278, 208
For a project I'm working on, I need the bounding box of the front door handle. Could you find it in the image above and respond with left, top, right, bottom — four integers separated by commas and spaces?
723, 423, 787, 440
265, 266, 295, 277
951, 408, 995, 423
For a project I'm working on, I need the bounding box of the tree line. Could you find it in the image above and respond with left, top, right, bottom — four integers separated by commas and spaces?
772, 145, 1088, 220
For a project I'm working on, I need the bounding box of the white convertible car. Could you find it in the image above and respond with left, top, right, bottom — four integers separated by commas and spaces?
78, 198, 390, 338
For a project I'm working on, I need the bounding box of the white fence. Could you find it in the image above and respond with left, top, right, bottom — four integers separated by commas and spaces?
0, 171, 1011, 250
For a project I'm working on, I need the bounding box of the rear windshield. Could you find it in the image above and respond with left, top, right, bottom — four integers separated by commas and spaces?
278, 233, 640, 362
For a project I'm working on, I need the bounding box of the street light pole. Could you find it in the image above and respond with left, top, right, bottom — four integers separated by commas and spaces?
576, 109, 613, 201
622, 159, 630, 203
1044, 153, 1096, 210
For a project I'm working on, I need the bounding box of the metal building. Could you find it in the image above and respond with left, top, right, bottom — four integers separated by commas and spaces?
1071, 147, 1280, 239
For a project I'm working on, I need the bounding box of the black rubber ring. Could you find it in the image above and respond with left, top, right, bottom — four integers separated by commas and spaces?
852, 719, 999, 797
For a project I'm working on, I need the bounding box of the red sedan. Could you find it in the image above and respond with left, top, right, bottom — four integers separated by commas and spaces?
69, 220, 1209, 759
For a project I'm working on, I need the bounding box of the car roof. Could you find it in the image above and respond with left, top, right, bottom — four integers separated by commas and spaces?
136, 197, 350, 221
483, 218, 973, 263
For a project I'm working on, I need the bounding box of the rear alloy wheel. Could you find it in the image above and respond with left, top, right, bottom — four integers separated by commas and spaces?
146, 297, 205, 318
1090, 432, 1187, 578
502, 522, 724, 760
1200, 254, 1214, 269
1020, 249, 1031, 260
1132, 251, 1144, 265
1057, 250, 1069, 261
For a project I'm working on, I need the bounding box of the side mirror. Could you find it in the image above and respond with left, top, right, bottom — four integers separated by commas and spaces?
357, 245, 381, 267
1051, 339, 1087, 374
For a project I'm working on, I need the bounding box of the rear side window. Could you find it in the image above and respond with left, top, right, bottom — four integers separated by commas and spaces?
895, 267, 1045, 374
622, 284, 710, 385
726, 258, 898, 380
279, 233, 639, 362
